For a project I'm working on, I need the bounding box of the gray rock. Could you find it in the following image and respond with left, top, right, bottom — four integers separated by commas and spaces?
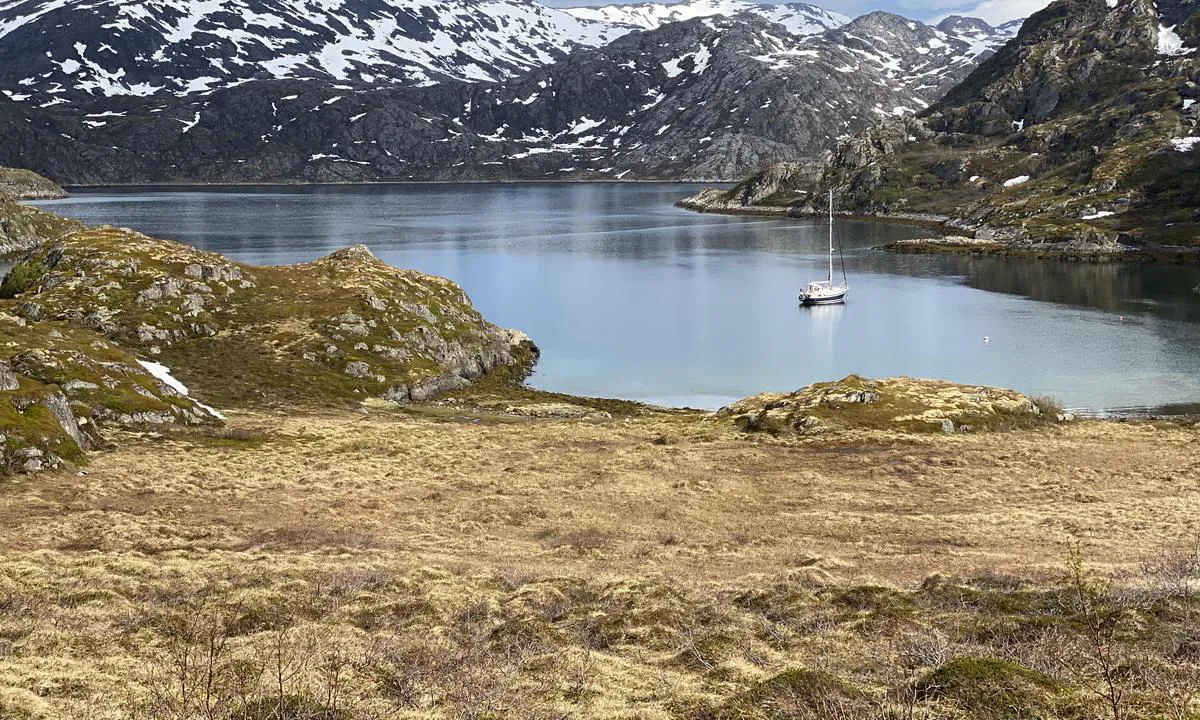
383, 385, 411, 403
344, 361, 373, 379
15, 302, 44, 322
42, 392, 90, 449
928, 418, 956, 434
180, 294, 206, 316
0, 361, 18, 391
409, 374, 470, 402
185, 263, 243, 282
62, 379, 99, 393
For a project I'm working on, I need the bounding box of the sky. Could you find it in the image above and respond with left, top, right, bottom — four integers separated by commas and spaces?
548, 0, 1054, 25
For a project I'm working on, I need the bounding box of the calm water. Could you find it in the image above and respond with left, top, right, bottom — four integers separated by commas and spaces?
33, 183, 1200, 413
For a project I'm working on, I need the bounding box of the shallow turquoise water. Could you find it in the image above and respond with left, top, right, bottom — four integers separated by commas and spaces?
35, 183, 1200, 413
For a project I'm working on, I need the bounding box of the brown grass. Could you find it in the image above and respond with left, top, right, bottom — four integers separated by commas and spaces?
0, 408, 1197, 718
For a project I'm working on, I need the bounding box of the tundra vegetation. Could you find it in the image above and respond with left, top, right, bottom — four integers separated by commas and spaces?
0, 180, 1199, 719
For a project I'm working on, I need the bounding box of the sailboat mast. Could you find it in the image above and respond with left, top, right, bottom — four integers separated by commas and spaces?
827, 190, 834, 284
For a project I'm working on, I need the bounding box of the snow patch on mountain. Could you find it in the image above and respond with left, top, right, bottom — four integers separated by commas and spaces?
0, 0, 630, 101
566, 0, 848, 36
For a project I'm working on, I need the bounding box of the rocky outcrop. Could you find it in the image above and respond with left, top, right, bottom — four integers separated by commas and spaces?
684, 0, 1200, 251
0, 197, 81, 258
719, 375, 1057, 436
1, 222, 541, 473
2, 220, 540, 445
0, 167, 66, 200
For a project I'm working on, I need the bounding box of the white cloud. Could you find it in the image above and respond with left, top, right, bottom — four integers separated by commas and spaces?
938, 0, 1052, 24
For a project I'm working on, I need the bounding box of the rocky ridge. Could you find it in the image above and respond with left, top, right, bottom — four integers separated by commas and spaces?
682, 0, 1200, 252
0, 197, 80, 257
0, 200, 538, 473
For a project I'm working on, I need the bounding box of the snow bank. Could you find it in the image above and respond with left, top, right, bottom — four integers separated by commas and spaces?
137, 360, 226, 420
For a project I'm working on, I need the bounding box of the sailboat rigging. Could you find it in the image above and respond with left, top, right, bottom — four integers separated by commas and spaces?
799, 190, 849, 305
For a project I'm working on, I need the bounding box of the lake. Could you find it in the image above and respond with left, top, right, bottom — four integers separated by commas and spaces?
33, 183, 1200, 414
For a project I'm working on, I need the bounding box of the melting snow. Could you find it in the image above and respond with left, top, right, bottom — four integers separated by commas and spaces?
137, 360, 225, 420
1171, 137, 1200, 151
1158, 25, 1191, 56
178, 111, 201, 132
1003, 175, 1030, 187
1082, 210, 1115, 219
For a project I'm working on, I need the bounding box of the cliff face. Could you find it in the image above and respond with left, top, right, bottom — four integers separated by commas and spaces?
684, 0, 1200, 251
1, 206, 538, 473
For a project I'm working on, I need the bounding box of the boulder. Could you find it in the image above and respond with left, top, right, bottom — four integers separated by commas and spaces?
344, 361, 373, 379
42, 392, 90, 450
0, 360, 18, 391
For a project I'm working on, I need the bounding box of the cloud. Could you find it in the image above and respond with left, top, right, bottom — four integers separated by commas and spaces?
934, 0, 1053, 24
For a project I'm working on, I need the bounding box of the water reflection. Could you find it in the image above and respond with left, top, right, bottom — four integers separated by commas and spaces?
33, 183, 1200, 412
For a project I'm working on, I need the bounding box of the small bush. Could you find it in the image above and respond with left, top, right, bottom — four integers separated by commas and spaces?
1031, 395, 1065, 416
542, 527, 611, 552
0, 260, 47, 299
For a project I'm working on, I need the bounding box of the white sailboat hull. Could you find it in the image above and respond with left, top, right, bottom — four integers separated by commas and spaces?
800, 286, 848, 305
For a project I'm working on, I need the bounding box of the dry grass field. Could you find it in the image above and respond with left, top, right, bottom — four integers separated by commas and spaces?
1, 405, 1198, 720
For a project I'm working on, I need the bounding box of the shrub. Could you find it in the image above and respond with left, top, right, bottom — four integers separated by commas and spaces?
1031, 395, 1065, 416
0, 260, 46, 299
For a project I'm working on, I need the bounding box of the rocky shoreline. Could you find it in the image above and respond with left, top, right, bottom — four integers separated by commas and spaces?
879, 235, 1200, 265
680, 191, 1200, 266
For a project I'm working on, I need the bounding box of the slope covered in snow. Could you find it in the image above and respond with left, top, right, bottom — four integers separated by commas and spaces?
566, 0, 849, 36
0, 0, 627, 103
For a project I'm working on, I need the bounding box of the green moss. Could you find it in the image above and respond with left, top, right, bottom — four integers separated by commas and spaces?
914, 657, 1060, 720
703, 668, 865, 719
0, 377, 87, 471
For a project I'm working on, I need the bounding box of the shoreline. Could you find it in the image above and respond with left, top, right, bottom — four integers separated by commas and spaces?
53, 178, 741, 191
679, 199, 1200, 266
879, 237, 1200, 266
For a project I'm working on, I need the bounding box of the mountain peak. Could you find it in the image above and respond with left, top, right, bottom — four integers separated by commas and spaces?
937, 15, 996, 35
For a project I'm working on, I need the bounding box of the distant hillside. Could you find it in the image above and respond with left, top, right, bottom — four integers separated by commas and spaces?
684, 0, 1200, 252
0, 3, 1015, 183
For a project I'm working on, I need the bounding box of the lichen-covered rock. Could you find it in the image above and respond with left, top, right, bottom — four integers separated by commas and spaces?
2, 228, 539, 417
0, 168, 66, 201
0, 198, 80, 259
0, 360, 17, 391
719, 375, 1053, 436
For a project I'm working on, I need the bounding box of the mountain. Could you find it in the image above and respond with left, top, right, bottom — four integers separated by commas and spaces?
0, 0, 626, 104
0, 0, 1017, 183
565, 0, 849, 35
684, 0, 1200, 251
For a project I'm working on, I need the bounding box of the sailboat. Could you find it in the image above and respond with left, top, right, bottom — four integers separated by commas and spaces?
799, 190, 849, 305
